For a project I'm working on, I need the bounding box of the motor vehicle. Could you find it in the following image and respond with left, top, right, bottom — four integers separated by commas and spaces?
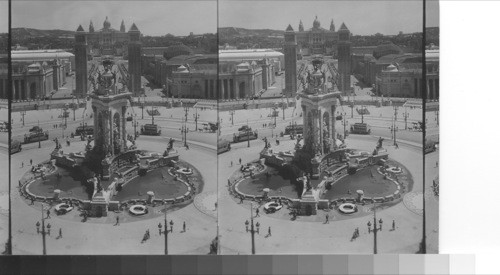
23, 131, 49, 144
217, 139, 231, 154
75, 125, 94, 136
238, 125, 250, 132
140, 124, 161, 136
10, 140, 22, 154
284, 124, 304, 135
425, 140, 438, 154
29, 126, 43, 133
264, 202, 283, 214
350, 123, 371, 135
233, 129, 258, 143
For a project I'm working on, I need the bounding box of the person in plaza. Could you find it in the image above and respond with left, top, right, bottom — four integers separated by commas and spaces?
183, 221, 186, 233
46, 209, 51, 219
115, 216, 120, 226
30, 197, 35, 205
58, 228, 63, 239
214, 202, 218, 210
392, 220, 396, 231
255, 208, 260, 217
267, 226, 272, 237
21, 162, 23, 168
30, 159, 33, 166
239, 196, 244, 204
395, 142, 399, 149
230, 161, 233, 167
325, 214, 329, 224
255, 222, 260, 234
239, 158, 242, 165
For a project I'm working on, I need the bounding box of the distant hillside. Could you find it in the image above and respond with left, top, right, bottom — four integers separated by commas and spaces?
11, 28, 75, 39
219, 27, 283, 38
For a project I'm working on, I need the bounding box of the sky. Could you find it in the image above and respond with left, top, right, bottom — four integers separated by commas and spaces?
11, 1, 217, 36
0, 1, 7, 33
220, 0, 439, 35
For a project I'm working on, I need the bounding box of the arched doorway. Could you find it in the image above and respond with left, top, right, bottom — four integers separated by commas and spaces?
239, 82, 246, 99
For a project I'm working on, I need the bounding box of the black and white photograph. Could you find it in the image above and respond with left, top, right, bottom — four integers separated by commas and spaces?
217, 0, 438, 254
0, 0, 9, 255
9, 0, 219, 255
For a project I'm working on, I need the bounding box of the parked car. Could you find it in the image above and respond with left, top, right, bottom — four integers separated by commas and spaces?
264, 202, 283, 214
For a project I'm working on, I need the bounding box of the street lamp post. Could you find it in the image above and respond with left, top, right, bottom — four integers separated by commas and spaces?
21, 108, 26, 127
39, 205, 47, 255
392, 105, 399, 145
194, 107, 199, 131
151, 101, 155, 125
342, 113, 348, 139
133, 114, 138, 140
164, 205, 169, 254
72, 96, 76, 121
141, 96, 145, 119
183, 106, 189, 147
281, 96, 286, 120
245, 204, 260, 254
246, 119, 250, 148
38, 120, 41, 148
403, 107, 409, 130
230, 110, 235, 126
361, 105, 365, 124
369, 205, 383, 254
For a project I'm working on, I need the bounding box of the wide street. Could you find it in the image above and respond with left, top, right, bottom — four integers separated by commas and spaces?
218, 134, 427, 254
10, 128, 217, 254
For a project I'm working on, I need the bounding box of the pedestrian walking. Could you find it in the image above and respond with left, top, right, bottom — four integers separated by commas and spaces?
214, 202, 218, 210
239, 158, 242, 165
255, 208, 260, 217
183, 221, 186, 232
46, 209, 51, 219
392, 220, 396, 231
395, 142, 399, 149
21, 162, 24, 168
268, 226, 272, 237
115, 216, 120, 226
230, 161, 233, 167
30, 159, 33, 166
239, 196, 244, 204
58, 228, 63, 239
325, 214, 329, 224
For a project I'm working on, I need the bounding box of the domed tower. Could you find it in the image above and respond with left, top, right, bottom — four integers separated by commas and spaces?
337, 22, 352, 95
128, 23, 142, 96
330, 19, 335, 32
284, 24, 297, 97
75, 25, 88, 96
312, 16, 320, 29
299, 20, 304, 32
120, 20, 125, 32
103, 16, 111, 30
